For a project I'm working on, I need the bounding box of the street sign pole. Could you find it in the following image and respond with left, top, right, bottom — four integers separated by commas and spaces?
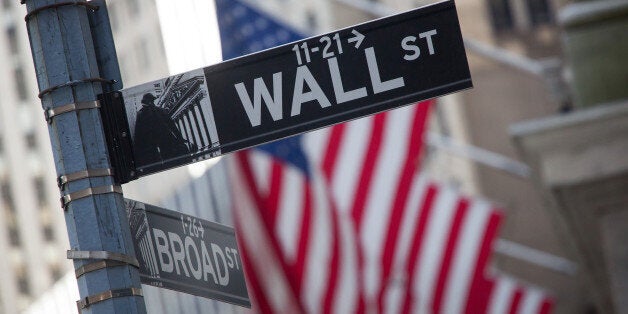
23, 1, 146, 313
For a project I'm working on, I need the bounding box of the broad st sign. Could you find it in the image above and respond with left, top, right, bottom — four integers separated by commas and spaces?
124, 199, 250, 307
103, 0, 470, 182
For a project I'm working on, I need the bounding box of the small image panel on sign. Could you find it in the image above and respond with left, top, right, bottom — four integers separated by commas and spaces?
121, 69, 222, 174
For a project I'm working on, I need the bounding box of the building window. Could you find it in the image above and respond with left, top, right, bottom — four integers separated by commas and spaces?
17, 273, 30, 295
305, 11, 318, 31
8, 226, 20, 246
43, 224, 55, 241
1, 181, 15, 212
526, 0, 553, 26
137, 38, 151, 68
14, 67, 29, 101
25, 131, 37, 150
33, 177, 47, 207
487, 0, 554, 33
487, 0, 514, 32
6, 26, 19, 55
50, 264, 63, 281
128, 0, 140, 17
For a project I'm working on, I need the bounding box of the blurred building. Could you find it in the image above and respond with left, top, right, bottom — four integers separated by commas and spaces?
119, 1, 586, 311
0, 0, 185, 312
328, 0, 589, 313
13, 0, 225, 313
19, 0, 627, 313
149, 0, 591, 312
0, 1, 72, 312
105, 0, 168, 86
329, 0, 628, 313
511, 0, 628, 312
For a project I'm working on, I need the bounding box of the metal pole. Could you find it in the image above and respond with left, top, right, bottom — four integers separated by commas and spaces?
425, 132, 531, 178
23, 0, 146, 313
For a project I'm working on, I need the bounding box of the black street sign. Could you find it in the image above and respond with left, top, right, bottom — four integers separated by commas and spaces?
124, 199, 250, 307
103, 0, 471, 183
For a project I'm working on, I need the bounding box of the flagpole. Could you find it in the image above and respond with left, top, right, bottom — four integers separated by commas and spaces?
426, 132, 531, 178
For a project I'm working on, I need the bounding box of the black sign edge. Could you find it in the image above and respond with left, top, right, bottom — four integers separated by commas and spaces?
213, 79, 473, 154
139, 276, 252, 308
141, 202, 236, 236
100, 91, 137, 183
133, 78, 472, 175
119, 0, 470, 179
108, 0, 457, 99
203, 0, 458, 75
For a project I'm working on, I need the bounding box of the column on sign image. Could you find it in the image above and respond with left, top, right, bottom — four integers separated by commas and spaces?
171, 96, 220, 153
173, 102, 201, 152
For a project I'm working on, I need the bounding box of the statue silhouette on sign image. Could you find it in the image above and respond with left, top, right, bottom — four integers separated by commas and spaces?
133, 93, 192, 166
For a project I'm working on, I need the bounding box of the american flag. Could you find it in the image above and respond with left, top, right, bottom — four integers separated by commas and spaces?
216, 0, 554, 313
486, 275, 554, 314
216, 0, 304, 61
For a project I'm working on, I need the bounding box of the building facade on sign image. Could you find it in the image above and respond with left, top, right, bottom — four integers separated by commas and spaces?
122, 69, 222, 173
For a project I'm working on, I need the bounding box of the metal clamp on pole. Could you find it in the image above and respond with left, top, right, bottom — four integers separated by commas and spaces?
44, 100, 101, 124
68, 250, 140, 279
37, 77, 114, 99
74, 260, 129, 279
61, 184, 122, 210
76, 288, 143, 311
24, 1, 99, 21
58, 168, 113, 188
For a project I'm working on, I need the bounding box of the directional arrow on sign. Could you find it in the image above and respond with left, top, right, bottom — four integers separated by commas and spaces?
348, 29, 365, 49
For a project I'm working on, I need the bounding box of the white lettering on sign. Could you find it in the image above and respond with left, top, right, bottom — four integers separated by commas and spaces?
225, 247, 240, 269
365, 47, 405, 94
185, 236, 202, 280
154, 228, 173, 272
200, 241, 219, 284
234, 73, 283, 127
234, 43, 407, 127
420, 29, 437, 55
291, 65, 332, 117
212, 243, 229, 285
402, 29, 438, 61
169, 232, 190, 277
328, 57, 368, 104
401, 36, 420, 61
152, 227, 239, 286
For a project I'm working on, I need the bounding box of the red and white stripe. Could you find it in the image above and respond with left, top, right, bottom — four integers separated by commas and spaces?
230, 142, 362, 313
230, 153, 302, 313
230, 100, 554, 314
393, 183, 503, 314
487, 275, 554, 314
304, 103, 433, 313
